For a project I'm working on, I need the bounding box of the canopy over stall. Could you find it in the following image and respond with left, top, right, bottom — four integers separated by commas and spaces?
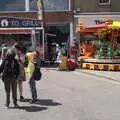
76, 19, 120, 70
77, 20, 120, 57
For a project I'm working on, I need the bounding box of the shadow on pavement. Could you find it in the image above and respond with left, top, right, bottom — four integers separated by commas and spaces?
20, 98, 62, 106
8, 105, 48, 112
35, 99, 62, 106
19, 98, 31, 102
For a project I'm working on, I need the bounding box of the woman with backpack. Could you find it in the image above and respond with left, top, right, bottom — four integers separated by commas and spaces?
0, 49, 20, 108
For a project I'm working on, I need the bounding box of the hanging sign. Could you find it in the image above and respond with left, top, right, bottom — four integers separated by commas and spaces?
0, 16, 42, 28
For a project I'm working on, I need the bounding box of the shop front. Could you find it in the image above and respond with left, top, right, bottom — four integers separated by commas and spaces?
0, 16, 44, 60
76, 19, 120, 71
45, 24, 70, 61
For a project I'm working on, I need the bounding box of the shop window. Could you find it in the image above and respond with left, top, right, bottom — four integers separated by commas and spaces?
30, 0, 70, 11
98, 0, 111, 5
43, 0, 69, 11
0, 0, 70, 12
0, 0, 25, 11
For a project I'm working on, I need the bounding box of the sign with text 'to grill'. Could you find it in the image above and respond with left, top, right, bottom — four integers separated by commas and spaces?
0, 16, 43, 28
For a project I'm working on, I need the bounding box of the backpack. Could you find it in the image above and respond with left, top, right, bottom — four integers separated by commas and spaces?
2, 59, 18, 80
33, 63, 42, 81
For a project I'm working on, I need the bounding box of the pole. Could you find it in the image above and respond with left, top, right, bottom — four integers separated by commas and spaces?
31, 29, 36, 51
37, 0, 43, 20
25, 0, 29, 12
37, 0, 45, 61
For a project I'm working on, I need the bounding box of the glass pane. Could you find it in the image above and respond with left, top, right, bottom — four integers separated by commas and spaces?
0, 0, 25, 11
99, 0, 110, 4
43, 0, 69, 11
29, 0, 69, 11
0, 0, 69, 12
30, 0, 37, 11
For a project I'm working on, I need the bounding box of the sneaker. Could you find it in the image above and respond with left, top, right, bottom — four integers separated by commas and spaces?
30, 99, 38, 104
20, 96, 24, 101
14, 103, 19, 108
5, 103, 9, 108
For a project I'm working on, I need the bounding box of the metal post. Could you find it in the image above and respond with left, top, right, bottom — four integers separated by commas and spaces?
69, 0, 71, 11
70, 22, 74, 46
37, 0, 45, 61
42, 27, 45, 60
25, 0, 30, 12
31, 29, 36, 51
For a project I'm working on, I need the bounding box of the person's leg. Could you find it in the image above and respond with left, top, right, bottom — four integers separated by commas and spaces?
4, 79, 10, 107
29, 76, 37, 102
18, 80, 24, 100
11, 78, 18, 107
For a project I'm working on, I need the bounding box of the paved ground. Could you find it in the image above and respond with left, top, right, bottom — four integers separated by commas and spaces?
77, 69, 120, 83
0, 68, 120, 120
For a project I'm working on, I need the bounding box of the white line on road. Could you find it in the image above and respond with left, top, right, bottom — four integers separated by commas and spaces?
73, 71, 120, 85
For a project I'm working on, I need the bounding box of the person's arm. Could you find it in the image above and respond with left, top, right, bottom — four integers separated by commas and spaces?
0, 58, 6, 74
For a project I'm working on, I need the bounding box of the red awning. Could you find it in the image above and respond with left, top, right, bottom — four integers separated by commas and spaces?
79, 28, 96, 33
86, 23, 108, 29
0, 29, 32, 34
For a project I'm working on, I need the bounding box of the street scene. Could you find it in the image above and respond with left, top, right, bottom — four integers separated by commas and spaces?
0, 68, 120, 120
0, 0, 120, 120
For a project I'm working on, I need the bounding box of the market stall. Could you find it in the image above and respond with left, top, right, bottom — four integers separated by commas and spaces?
76, 19, 120, 71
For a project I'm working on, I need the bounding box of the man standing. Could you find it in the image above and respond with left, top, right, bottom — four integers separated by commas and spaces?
26, 50, 40, 103
0, 49, 20, 108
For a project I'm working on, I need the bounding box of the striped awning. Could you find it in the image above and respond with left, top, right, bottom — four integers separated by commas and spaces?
0, 29, 32, 34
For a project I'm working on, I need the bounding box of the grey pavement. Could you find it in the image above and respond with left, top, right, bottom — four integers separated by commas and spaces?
76, 69, 120, 83
46, 67, 120, 83
0, 68, 120, 120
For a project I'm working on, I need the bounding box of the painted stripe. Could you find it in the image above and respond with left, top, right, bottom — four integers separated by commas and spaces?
109, 65, 114, 70
99, 64, 104, 70
82, 63, 87, 68
80, 63, 120, 71
90, 64, 94, 70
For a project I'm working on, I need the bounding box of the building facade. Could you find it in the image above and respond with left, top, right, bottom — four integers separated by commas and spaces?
74, 0, 120, 71
74, 0, 120, 27
0, 0, 74, 61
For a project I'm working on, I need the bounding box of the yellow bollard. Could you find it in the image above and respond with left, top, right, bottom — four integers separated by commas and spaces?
90, 64, 94, 70
82, 63, 87, 69
99, 64, 104, 70
108, 65, 114, 71
119, 65, 120, 70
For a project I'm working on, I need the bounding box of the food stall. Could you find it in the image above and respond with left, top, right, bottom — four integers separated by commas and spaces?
76, 19, 120, 71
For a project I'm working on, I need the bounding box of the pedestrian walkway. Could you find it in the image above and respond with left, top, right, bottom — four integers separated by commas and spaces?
77, 69, 120, 82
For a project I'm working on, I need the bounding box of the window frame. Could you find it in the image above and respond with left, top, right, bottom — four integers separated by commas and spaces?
98, 0, 111, 5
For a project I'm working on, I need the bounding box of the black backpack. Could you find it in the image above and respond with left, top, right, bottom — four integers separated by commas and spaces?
33, 63, 42, 81
2, 59, 18, 80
